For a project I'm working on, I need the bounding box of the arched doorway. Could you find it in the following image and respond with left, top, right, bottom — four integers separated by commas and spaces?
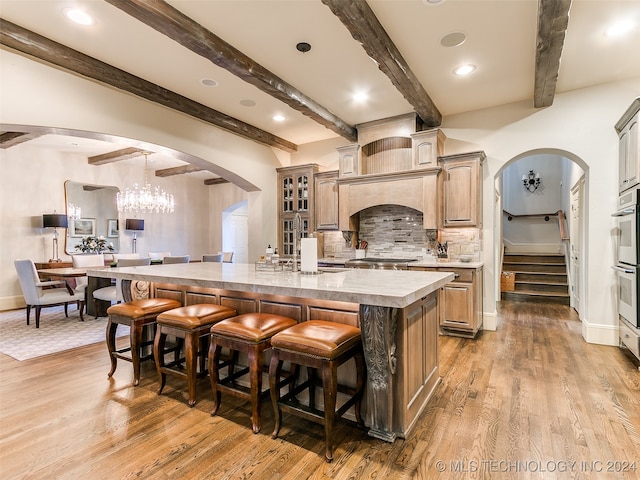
494, 149, 588, 319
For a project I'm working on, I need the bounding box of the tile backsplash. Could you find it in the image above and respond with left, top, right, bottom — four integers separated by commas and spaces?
320, 204, 481, 261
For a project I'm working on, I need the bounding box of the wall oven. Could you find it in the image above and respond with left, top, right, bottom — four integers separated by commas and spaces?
613, 188, 640, 328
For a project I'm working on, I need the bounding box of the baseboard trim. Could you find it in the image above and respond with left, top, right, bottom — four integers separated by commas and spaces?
581, 318, 618, 346
0, 296, 24, 312
482, 310, 497, 331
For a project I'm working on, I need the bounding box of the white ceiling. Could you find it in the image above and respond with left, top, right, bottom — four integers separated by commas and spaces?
1, 0, 640, 170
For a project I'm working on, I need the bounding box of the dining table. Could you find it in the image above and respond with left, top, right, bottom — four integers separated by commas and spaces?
37, 266, 114, 317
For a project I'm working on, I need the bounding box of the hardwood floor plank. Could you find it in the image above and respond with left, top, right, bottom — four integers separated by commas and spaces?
1, 300, 639, 479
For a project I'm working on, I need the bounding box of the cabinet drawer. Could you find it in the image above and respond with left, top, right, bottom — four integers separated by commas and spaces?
619, 319, 640, 359
447, 268, 474, 283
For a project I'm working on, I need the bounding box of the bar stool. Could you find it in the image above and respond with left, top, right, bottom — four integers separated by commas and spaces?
268, 320, 366, 462
154, 304, 237, 407
209, 313, 298, 433
106, 298, 182, 386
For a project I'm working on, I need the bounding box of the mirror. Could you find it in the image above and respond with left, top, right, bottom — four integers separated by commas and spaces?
64, 180, 120, 254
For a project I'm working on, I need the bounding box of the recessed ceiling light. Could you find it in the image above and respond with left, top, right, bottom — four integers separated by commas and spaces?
352, 91, 368, 103
296, 42, 311, 53
240, 99, 256, 107
200, 78, 218, 87
64, 8, 94, 26
441, 32, 466, 48
605, 19, 635, 37
453, 64, 476, 76
273, 114, 286, 122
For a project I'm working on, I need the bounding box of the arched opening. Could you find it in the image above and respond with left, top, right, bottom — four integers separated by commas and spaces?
494, 149, 588, 319
222, 200, 249, 263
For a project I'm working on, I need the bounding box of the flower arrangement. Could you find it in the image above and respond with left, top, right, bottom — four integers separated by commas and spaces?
75, 235, 114, 254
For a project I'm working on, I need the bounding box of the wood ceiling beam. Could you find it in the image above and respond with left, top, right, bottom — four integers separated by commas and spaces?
0, 131, 42, 148
105, 0, 357, 142
204, 178, 230, 186
0, 19, 297, 153
534, 0, 572, 108
88, 147, 147, 166
155, 164, 204, 177
321, 0, 442, 128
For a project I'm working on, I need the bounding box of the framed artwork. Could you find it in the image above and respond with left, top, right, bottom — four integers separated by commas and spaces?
107, 219, 119, 238
70, 218, 96, 237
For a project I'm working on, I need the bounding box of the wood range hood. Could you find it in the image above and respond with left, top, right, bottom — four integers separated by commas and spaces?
335, 113, 445, 231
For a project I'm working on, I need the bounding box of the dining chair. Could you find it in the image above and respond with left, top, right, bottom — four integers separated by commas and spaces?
202, 254, 223, 263
163, 255, 190, 264
14, 259, 86, 328
71, 253, 105, 295
222, 252, 234, 263
148, 251, 171, 261
112, 253, 141, 261
92, 257, 152, 317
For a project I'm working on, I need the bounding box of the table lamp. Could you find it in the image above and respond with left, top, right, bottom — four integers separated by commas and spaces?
43, 213, 68, 262
125, 218, 144, 253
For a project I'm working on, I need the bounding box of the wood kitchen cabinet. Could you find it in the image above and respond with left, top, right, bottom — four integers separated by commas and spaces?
314, 170, 339, 230
616, 98, 640, 193
277, 164, 318, 256
410, 265, 483, 338
439, 151, 485, 228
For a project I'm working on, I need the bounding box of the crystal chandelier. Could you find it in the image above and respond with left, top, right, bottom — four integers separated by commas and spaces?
117, 152, 175, 214
67, 203, 82, 220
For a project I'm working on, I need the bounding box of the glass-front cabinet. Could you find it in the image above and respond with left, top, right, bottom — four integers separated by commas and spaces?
277, 164, 318, 257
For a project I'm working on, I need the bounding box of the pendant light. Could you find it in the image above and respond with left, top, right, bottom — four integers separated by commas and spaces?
117, 152, 175, 214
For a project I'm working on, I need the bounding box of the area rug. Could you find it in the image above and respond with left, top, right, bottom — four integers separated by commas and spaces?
0, 306, 128, 361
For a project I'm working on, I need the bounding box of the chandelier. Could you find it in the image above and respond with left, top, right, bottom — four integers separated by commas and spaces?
117, 152, 175, 213
67, 203, 82, 220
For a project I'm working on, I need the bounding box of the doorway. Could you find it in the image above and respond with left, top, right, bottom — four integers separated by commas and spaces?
222, 201, 248, 264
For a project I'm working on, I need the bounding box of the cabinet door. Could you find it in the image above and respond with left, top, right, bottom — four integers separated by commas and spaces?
315, 173, 339, 230
443, 161, 478, 226
440, 282, 474, 330
628, 117, 639, 190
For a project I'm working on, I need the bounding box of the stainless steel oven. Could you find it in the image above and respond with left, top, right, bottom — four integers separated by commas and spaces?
612, 264, 639, 328
613, 188, 640, 266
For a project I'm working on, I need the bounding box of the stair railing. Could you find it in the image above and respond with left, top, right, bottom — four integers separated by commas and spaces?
503, 209, 569, 241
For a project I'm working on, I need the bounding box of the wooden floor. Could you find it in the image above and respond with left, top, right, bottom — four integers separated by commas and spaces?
1, 300, 639, 480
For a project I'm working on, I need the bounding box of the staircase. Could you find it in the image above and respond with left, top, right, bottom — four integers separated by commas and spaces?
501, 253, 569, 305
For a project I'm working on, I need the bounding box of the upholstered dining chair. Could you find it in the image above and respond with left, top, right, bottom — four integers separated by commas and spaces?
162, 255, 190, 264
14, 259, 85, 328
71, 253, 105, 295
148, 251, 171, 262
92, 257, 151, 317
222, 252, 234, 263
202, 254, 223, 263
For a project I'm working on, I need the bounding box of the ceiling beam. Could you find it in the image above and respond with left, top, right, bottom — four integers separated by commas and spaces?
0, 131, 42, 148
105, 0, 357, 142
0, 19, 297, 153
88, 147, 147, 166
321, 0, 441, 127
534, 0, 572, 108
155, 164, 205, 177
204, 178, 229, 186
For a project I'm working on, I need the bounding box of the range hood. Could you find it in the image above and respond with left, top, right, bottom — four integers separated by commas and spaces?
335, 113, 445, 230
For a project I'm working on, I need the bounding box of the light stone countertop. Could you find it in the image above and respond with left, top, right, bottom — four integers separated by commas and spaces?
88, 262, 454, 309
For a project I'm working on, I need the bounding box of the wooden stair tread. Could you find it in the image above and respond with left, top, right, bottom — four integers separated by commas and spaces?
506, 290, 569, 298
516, 280, 568, 286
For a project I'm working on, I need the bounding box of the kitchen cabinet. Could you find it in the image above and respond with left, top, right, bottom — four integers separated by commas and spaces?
409, 265, 483, 338
439, 151, 485, 228
616, 98, 640, 193
277, 164, 318, 256
314, 170, 339, 230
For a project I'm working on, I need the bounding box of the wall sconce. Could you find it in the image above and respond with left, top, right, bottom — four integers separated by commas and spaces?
522, 170, 541, 193
43, 213, 68, 262
125, 218, 144, 253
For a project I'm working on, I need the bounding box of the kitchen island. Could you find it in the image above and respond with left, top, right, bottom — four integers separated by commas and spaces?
89, 262, 454, 442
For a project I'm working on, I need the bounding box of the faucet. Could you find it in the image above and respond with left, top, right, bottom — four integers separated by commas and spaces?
292, 212, 302, 272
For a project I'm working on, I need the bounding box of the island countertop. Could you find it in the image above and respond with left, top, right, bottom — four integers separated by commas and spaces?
88, 262, 454, 308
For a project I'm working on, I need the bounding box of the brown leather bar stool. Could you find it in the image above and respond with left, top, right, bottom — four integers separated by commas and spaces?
154, 304, 237, 407
208, 313, 297, 433
106, 298, 182, 386
268, 320, 366, 462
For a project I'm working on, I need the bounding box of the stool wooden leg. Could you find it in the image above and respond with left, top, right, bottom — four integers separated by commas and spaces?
248, 344, 263, 434
209, 339, 223, 416
154, 327, 167, 395
185, 331, 198, 407
106, 318, 118, 379
321, 360, 338, 463
130, 321, 144, 386
269, 353, 283, 438
307, 366, 316, 410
